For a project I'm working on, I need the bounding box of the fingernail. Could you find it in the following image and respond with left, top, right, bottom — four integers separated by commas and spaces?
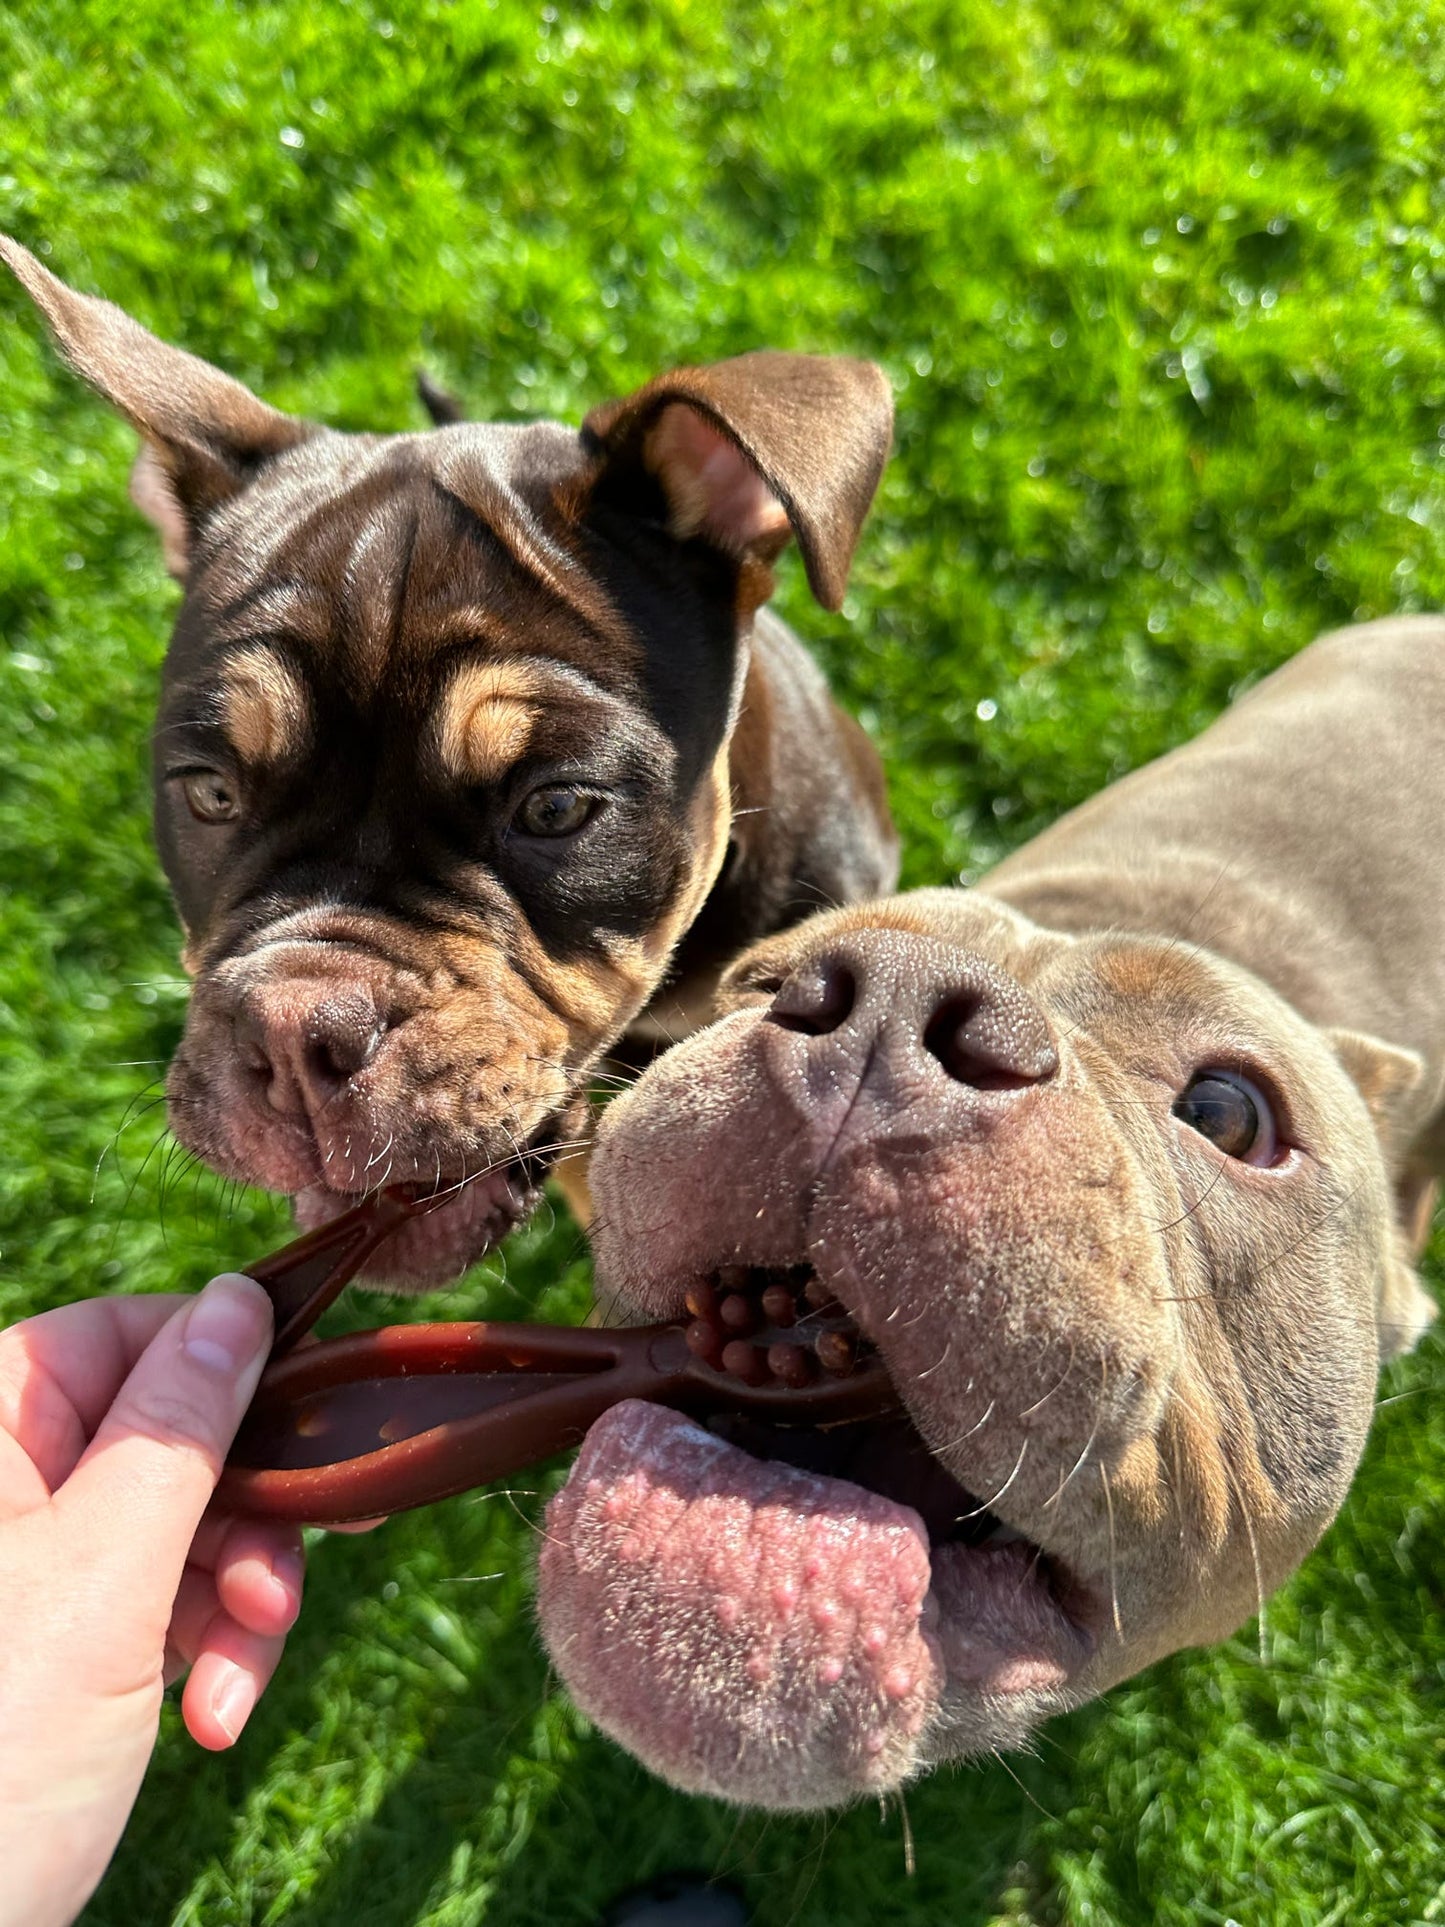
274, 1545, 305, 1595
183, 1273, 272, 1375
270, 1546, 305, 1617
212, 1665, 257, 1744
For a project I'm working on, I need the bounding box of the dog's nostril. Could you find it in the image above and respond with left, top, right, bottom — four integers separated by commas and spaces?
923, 994, 1059, 1090
234, 1011, 277, 1086
766, 962, 856, 1037
305, 1020, 383, 1090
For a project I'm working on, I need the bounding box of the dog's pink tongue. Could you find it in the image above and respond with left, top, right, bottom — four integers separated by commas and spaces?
538, 1401, 943, 1810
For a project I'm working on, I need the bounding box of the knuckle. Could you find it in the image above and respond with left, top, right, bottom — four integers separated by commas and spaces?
115, 1386, 225, 1462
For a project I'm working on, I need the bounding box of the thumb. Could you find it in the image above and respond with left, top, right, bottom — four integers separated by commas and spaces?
57, 1274, 274, 1602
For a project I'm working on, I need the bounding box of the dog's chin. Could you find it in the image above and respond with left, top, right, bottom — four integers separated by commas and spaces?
536, 1258, 1098, 1812
292, 1162, 542, 1290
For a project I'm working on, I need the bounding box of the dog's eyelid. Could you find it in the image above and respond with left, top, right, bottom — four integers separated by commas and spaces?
165, 759, 238, 784
493, 763, 641, 809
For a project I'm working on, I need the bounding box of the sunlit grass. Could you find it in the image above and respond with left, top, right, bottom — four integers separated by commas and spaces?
1, 1, 1442, 1919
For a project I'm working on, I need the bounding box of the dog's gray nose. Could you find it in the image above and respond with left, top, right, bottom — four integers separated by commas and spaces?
765, 929, 1058, 1091
235, 984, 388, 1118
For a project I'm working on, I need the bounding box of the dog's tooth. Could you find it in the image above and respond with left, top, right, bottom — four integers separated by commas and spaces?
766, 1340, 815, 1388
760, 1283, 798, 1328
721, 1339, 768, 1385
814, 1330, 856, 1376
719, 1293, 758, 1336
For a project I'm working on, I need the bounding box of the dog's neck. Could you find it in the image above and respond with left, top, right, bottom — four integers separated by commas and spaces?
983, 616, 1445, 1167
628, 605, 899, 1048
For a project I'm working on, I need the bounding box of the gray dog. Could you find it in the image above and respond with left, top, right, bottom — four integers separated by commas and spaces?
537, 618, 1440, 1809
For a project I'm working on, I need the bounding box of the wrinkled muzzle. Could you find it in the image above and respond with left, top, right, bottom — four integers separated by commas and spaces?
167, 919, 590, 1283
539, 929, 1187, 1808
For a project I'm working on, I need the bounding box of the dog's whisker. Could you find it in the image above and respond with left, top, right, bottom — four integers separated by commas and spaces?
1018, 1338, 1081, 1421
961, 1435, 1029, 1522
913, 1337, 952, 1383
1098, 1463, 1123, 1641
1042, 1411, 1103, 1512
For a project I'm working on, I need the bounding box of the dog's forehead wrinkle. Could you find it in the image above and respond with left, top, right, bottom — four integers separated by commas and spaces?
205, 579, 336, 652
196, 429, 385, 575
191, 436, 623, 709
432, 430, 633, 648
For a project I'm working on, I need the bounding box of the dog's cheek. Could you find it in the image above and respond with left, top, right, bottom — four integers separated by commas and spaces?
396, 974, 575, 1139
814, 1104, 1179, 1524
588, 1013, 812, 1319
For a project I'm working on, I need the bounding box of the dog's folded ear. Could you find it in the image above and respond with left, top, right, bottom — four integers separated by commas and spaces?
1327, 1028, 1426, 1150
1327, 1027, 1438, 1359
582, 352, 893, 611
1, 235, 316, 579
1374, 1218, 1437, 1362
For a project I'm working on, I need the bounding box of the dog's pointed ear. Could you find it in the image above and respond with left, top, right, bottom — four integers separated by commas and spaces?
2, 235, 315, 578
582, 351, 893, 611
1327, 1028, 1437, 1359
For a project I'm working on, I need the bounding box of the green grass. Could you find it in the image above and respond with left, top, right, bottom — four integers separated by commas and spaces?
2, 0, 1443, 1919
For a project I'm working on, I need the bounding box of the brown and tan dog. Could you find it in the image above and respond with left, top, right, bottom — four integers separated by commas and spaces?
540, 616, 1442, 1810
2, 237, 897, 1282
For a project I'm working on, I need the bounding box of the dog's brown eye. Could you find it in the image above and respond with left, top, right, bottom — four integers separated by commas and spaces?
514, 785, 596, 838
1172, 1070, 1279, 1165
180, 771, 241, 824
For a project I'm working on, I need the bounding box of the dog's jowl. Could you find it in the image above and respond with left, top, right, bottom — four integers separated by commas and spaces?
3, 237, 898, 1283
561, 619, 1443, 1810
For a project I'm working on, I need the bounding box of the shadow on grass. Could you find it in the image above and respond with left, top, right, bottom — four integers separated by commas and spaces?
233, 1695, 1096, 1927
82, 1492, 1104, 1927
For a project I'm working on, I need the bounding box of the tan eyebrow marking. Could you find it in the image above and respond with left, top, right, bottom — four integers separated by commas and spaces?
218, 647, 312, 765
437, 660, 544, 784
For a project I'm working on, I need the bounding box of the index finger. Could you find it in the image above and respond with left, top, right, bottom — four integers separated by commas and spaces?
0, 1295, 189, 1495
56, 1275, 274, 1605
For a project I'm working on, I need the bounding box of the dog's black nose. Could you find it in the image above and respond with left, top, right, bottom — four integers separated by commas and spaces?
236, 986, 388, 1117
765, 929, 1058, 1091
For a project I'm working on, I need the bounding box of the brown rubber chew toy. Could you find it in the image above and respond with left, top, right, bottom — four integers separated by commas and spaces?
219, 1187, 900, 1524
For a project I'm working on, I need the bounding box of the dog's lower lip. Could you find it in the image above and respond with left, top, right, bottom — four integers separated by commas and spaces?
291, 1144, 555, 1284
302, 1128, 562, 1208
691, 1261, 1092, 1634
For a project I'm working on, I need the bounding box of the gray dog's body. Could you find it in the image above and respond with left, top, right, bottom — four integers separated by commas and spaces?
537, 619, 1440, 1809
989, 616, 1445, 1207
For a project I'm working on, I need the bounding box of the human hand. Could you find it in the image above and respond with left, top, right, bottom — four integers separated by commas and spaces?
0, 1276, 301, 1927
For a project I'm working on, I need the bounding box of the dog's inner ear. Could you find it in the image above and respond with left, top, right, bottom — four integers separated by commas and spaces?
129, 443, 193, 579
582, 350, 894, 612
646, 404, 791, 560
1, 234, 315, 580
